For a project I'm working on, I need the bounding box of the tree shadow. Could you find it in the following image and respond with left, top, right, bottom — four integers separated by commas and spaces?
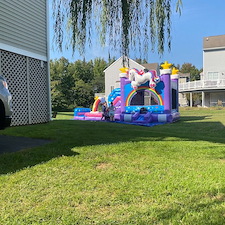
0, 142, 80, 174
0, 115, 225, 174
179, 115, 212, 122
153, 187, 225, 224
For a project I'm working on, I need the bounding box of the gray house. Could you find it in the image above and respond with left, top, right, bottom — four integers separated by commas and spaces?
179, 34, 225, 107
104, 56, 159, 98
0, 0, 51, 126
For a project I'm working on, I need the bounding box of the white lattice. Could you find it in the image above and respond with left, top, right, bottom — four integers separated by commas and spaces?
29, 58, 49, 124
0, 50, 50, 126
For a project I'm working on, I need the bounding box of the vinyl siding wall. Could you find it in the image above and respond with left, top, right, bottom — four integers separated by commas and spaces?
104, 58, 144, 98
0, 0, 47, 59
0, 0, 50, 126
203, 49, 225, 80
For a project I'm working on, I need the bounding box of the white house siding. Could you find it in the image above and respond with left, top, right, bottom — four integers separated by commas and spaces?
0, 0, 47, 58
0, 1, 51, 126
104, 57, 145, 98
203, 49, 225, 80
202, 36, 225, 107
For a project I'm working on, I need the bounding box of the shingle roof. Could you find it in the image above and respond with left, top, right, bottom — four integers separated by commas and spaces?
141, 63, 159, 71
203, 34, 225, 49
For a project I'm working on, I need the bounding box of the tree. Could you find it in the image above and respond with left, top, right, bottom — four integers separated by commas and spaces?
178, 62, 203, 106
50, 57, 75, 111
72, 60, 94, 83
179, 63, 202, 81
74, 80, 94, 108
50, 58, 108, 110
92, 58, 107, 93
52, 0, 182, 60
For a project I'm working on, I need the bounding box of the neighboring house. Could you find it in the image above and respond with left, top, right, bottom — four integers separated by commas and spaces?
104, 56, 159, 98
179, 73, 190, 107
179, 34, 225, 107
0, 0, 51, 126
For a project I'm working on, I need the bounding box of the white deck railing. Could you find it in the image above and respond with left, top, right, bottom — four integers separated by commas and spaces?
179, 79, 225, 92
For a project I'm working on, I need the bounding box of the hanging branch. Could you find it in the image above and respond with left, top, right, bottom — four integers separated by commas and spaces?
52, 0, 182, 59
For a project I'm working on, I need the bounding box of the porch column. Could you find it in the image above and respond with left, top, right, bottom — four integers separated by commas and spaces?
190, 92, 193, 107
202, 91, 205, 107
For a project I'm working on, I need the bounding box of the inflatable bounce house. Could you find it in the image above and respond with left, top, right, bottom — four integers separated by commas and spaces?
74, 61, 180, 125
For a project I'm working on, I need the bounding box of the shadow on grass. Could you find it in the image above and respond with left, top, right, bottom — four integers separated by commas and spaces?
179, 115, 212, 122
0, 114, 225, 174
154, 187, 225, 224
0, 142, 80, 174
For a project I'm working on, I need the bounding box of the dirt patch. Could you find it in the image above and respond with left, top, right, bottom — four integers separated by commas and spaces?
95, 162, 113, 170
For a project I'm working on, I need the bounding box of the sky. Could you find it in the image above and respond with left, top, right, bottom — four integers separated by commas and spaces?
49, 0, 225, 69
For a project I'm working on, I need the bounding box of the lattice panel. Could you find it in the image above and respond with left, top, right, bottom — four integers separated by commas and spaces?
0, 50, 49, 126
28, 58, 49, 124
1, 50, 29, 126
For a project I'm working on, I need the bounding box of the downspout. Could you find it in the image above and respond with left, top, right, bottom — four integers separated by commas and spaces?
46, 0, 52, 121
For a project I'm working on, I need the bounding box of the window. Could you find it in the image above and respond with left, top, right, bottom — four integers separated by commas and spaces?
206, 72, 219, 80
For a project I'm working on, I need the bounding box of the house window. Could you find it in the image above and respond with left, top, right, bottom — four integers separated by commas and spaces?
206, 72, 219, 80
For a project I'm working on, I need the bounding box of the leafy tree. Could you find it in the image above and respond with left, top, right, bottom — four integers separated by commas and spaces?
52, 0, 182, 60
51, 79, 68, 111
72, 60, 94, 83
92, 58, 107, 93
50, 57, 75, 110
74, 80, 94, 108
179, 63, 202, 81
178, 62, 203, 106
50, 58, 109, 110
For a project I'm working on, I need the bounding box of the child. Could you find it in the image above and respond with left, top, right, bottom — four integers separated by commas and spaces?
108, 102, 116, 121
101, 102, 108, 120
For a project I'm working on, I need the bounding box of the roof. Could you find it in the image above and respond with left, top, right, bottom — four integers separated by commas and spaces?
179, 72, 190, 78
103, 56, 145, 72
104, 56, 159, 72
203, 34, 225, 50
141, 63, 159, 71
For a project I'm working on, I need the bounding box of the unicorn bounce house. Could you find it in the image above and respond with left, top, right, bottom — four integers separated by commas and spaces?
74, 61, 180, 126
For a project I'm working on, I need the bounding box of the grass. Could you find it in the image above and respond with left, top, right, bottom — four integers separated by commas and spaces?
0, 108, 225, 224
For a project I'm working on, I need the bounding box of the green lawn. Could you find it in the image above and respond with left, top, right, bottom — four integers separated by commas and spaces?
0, 108, 225, 224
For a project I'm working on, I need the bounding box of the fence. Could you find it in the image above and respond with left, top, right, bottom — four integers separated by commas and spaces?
179, 79, 225, 92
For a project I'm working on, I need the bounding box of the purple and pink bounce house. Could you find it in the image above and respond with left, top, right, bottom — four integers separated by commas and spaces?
74, 61, 180, 125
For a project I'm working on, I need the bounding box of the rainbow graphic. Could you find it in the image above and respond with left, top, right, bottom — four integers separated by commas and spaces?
92, 97, 101, 112
125, 86, 163, 106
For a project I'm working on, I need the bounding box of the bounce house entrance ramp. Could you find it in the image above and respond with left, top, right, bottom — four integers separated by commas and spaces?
123, 111, 152, 124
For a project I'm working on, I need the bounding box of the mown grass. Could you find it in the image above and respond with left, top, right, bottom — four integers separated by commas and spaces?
0, 108, 225, 224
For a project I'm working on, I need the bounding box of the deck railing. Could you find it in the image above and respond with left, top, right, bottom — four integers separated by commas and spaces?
179, 79, 225, 92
